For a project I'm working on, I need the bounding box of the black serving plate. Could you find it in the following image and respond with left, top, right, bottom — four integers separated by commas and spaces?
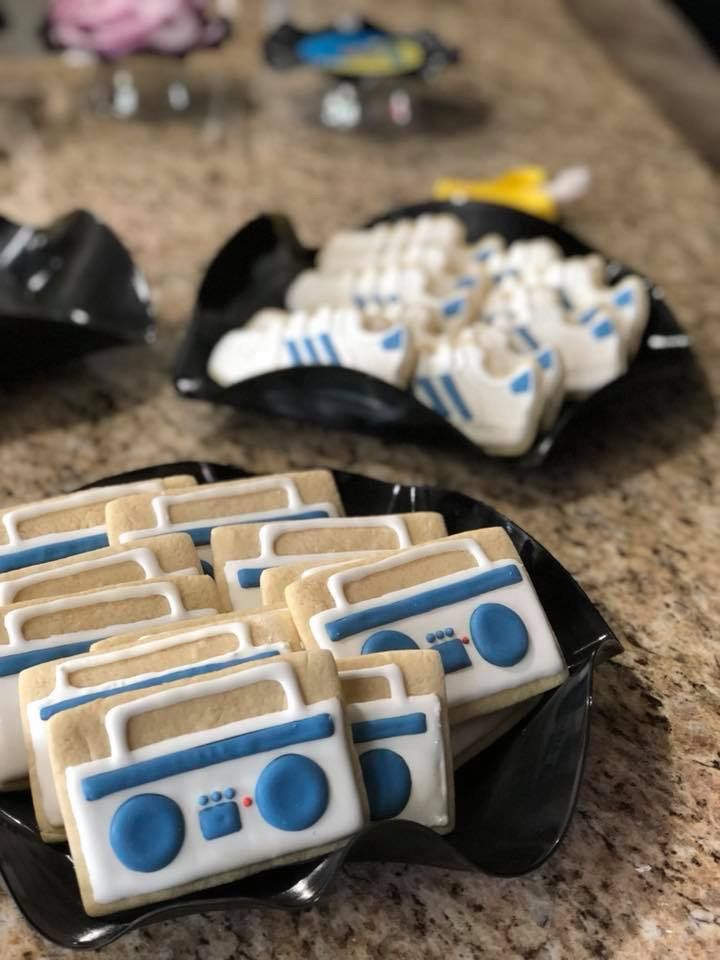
0, 209, 154, 381
264, 19, 458, 82
0, 461, 621, 949
173, 202, 691, 466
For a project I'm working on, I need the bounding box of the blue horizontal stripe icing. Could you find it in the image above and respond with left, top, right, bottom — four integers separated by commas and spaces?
351, 711, 427, 744
81, 712, 335, 802
39, 650, 280, 722
325, 564, 523, 643
237, 567, 265, 589
179, 510, 331, 547
0, 533, 109, 574
0, 640, 95, 678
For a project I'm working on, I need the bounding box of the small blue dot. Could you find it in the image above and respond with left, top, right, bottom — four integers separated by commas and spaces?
435, 630, 445, 640
445, 627, 455, 637
426, 632, 436, 643
211, 791, 222, 802
224, 787, 236, 800
198, 795, 209, 806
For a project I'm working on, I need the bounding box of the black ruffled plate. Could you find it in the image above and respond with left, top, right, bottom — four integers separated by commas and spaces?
173, 201, 691, 466
0, 461, 620, 949
0, 209, 154, 380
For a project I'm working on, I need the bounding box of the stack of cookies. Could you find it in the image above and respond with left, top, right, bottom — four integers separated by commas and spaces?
208, 213, 650, 455
0, 470, 567, 915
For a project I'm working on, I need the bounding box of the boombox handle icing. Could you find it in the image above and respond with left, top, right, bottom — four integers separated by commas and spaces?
3, 580, 202, 650
256, 515, 412, 562
325, 537, 491, 608
340, 662, 410, 704
103, 659, 308, 764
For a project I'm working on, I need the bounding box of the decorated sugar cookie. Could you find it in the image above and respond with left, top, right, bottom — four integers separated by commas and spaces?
19, 609, 301, 841
286, 529, 567, 724
211, 512, 447, 611
47, 651, 366, 916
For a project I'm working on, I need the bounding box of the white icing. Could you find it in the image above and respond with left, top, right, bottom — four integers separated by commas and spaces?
0, 546, 198, 606
28, 620, 292, 829
0, 479, 180, 555
0, 580, 218, 786
221, 515, 412, 611
207, 306, 415, 390
339, 662, 448, 829
116, 477, 339, 545
64, 660, 365, 906
306, 538, 566, 712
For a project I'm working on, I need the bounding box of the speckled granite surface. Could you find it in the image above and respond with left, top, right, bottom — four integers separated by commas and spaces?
0, 0, 718, 957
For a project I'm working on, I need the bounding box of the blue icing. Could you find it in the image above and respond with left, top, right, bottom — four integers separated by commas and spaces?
435, 638, 472, 674
516, 326, 539, 350
178, 510, 331, 547
537, 349, 554, 370
199, 799, 241, 840
613, 287, 634, 307
359, 748, 411, 820
455, 275, 477, 289
224, 787, 236, 799
256, 754, 328, 831
510, 370, 533, 394
0, 532, 108, 575
361, 630, 418, 654
109, 794, 185, 873
441, 297, 465, 317
380, 328, 404, 351
578, 307, 598, 325
325, 564, 523, 642
40, 650, 280, 721
82, 713, 335, 802
237, 567, 264, 588
592, 319, 615, 339
286, 339, 303, 366
351, 712, 427, 744
319, 333, 340, 364
444, 627, 454, 637
198, 794, 209, 806
470, 603, 529, 667
0, 640, 94, 678
439, 374, 472, 421
414, 377, 449, 418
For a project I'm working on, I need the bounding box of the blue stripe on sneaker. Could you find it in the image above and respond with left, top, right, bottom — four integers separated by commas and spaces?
414, 377, 449, 418
303, 337, 320, 364
439, 374, 472, 421
319, 333, 340, 364
285, 340, 303, 366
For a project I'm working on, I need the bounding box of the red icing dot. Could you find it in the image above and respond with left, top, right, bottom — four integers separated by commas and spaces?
461, 636, 470, 644
242, 796, 253, 807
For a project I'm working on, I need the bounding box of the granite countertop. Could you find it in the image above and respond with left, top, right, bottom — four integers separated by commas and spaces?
0, 0, 718, 957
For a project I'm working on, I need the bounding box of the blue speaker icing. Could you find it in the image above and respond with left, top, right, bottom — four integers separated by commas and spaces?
614, 287, 634, 307
381, 329, 404, 351
361, 630, 418, 654
199, 799, 241, 840
360, 748, 411, 820
81, 713, 335, 802
434, 638, 472, 674
324, 564, 522, 642
109, 793, 185, 872
470, 602, 529, 667
256, 754, 328, 831
510, 370, 532, 394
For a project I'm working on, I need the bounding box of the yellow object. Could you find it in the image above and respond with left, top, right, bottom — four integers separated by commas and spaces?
433, 166, 559, 220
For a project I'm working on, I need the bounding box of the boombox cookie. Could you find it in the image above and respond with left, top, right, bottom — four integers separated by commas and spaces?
47, 650, 366, 916
0, 574, 220, 788
0, 533, 200, 606
338, 651, 453, 831
211, 512, 447, 611
285, 528, 567, 723
260, 556, 388, 607
0, 475, 195, 575
106, 472, 343, 565
19, 608, 301, 841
